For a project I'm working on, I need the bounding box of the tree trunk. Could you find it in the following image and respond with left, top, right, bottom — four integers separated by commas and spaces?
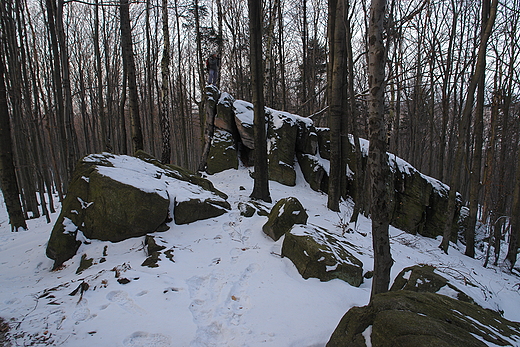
440, 0, 498, 253
466, 0, 490, 258
248, 0, 271, 203
367, 0, 392, 299
160, 0, 171, 164
120, 0, 143, 153
506, 142, 520, 270
56, 0, 78, 176
0, 45, 27, 231
327, 0, 346, 212
94, 0, 111, 152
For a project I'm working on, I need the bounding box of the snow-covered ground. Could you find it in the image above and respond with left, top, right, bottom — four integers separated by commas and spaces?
1, 164, 520, 346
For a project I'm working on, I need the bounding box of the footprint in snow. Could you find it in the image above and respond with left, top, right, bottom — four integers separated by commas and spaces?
186, 264, 261, 345
106, 290, 145, 315
123, 331, 172, 347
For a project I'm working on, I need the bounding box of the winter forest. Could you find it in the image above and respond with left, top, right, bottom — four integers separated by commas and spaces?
1, 0, 520, 289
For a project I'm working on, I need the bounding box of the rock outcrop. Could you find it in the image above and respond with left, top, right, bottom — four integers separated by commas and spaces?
262, 197, 308, 241
281, 225, 363, 286
390, 264, 474, 303
46, 152, 229, 269
202, 89, 463, 241
327, 290, 520, 347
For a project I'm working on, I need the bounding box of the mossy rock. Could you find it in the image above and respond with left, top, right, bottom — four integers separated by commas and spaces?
391, 264, 474, 303
135, 150, 228, 200
174, 198, 230, 225
214, 92, 236, 133
262, 197, 308, 241
391, 169, 432, 234
206, 129, 239, 174
282, 225, 363, 286
296, 152, 328, 192
234, 100, 255, 150
76, 254, 93, 274
82, 169, 170, 241
238, 202, 256, 217
327, 291, 520, 347
267, 109, 298, 186
46, 153, 170, 268
47, 152, 230, 269
316, 127, 330, 160
295, 117, 318, 155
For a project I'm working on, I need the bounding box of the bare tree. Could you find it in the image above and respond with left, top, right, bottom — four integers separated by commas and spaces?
248, 0, 271, 203
440, 0, 499, 254
367, 0, 392, 298
160, 0, 171, 163
327, 0, 347, 212
0, 42, 27, 231
120, 0, 144, 153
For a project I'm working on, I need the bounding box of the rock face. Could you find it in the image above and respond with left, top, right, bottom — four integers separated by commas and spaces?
262, 197, 308, 241
282, 225, 363, 286
391, 264, 474, 303
206, 129, 239, 174
327, 290, 520, 347
297, 153, 329, 192
214, 92, 237, 133
46, 152, 229, 269
234, 100, 255, 150
266, 109, 298, 186
204, 90, 464, 242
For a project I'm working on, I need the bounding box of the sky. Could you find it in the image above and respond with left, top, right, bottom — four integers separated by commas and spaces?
1, 152, 520, 346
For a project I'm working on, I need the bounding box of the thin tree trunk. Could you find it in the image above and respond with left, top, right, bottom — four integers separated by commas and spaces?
368, 0, 392, 299
56, 0, 78, 175
0, 44, 27, 231
466, 0, 490, 258
160, 0, 171, 164
440, 0, 498, 253
120, 0, 143, 153
506, 143, 520, 270
327, 0, 346, 212
248, 0, 271, 203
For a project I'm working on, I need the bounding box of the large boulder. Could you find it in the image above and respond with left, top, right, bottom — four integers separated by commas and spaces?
214, 92, 237, 133
344, 142, 462, 241
390, 264, 474, 303
327, 291, 520, 347
388, 156, 460, 240
262, 197, 308, 241
296, 152, 329, 192
174, 198, 230, 225
295, 117, 318, 155
206, 129, 239, 174
234, 100, 255, 150
266, 108, 298, 186
46, 152, 230, 269
282, 225, 363, 286
316, 127, 331, 160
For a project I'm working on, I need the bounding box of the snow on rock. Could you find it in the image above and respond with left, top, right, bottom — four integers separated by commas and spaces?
1, 157, 520, 346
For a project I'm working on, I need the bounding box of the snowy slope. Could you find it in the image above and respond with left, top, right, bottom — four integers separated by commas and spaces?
1, 164, 520, 347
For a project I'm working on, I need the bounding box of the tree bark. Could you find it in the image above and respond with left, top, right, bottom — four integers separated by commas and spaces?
327, 0, 347, 212
120, 0, 144, 153
0, 45, 27, 231
248, 0, 271, 203
160, 0, 171, 164
367, 0, 392, 299
506, 141, 520, 270
466, 0, 490, 258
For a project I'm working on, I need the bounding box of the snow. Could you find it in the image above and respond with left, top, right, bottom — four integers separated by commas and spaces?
362, 325, 372, 347
1, 163, 520, 346
233, 100, 254, 125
